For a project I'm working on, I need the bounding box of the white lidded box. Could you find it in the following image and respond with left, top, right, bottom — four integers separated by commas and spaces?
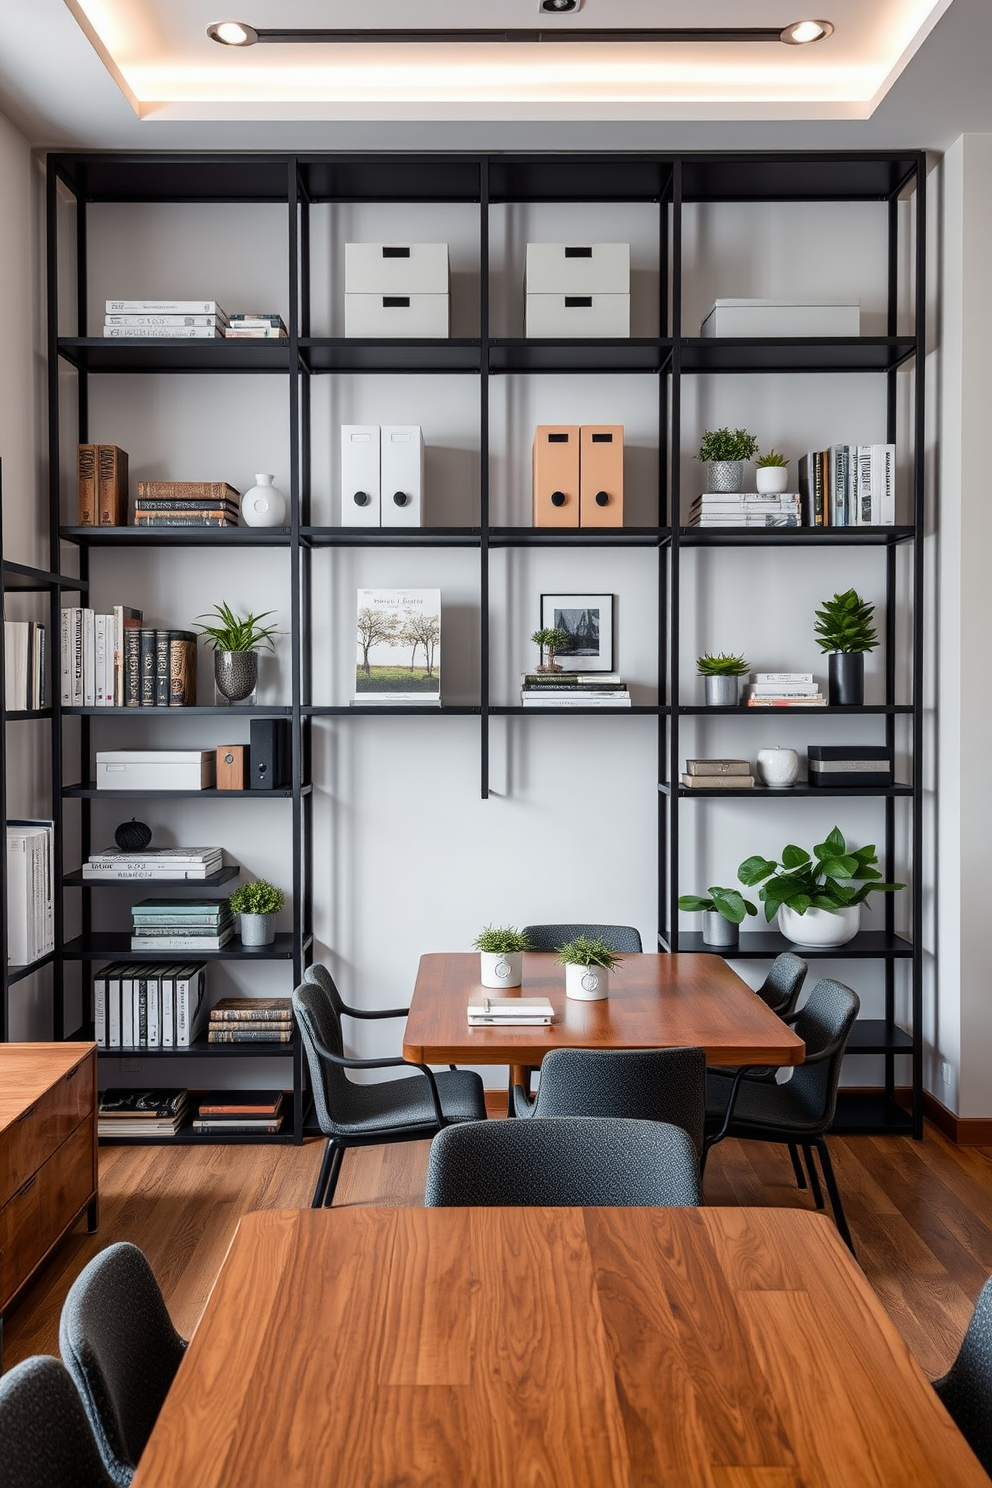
525, 243, 630, 295
380, 425, 425, 527
345, 294, 449, 339
526, 293, 630, 338
700, 299, 861, 337
341, 425, 380, 527
345, 243, 449, 294
96, 750, 216, 791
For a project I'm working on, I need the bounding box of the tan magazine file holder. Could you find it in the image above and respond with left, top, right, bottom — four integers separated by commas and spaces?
579, 426, 624, 527
533, 426, 579, 527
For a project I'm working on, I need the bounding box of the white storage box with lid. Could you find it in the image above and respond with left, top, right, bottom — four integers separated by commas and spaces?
526, 294, 630, 338
345, 242, 449, 339
345, 294, 450, 338
700, 299, 861, 337
96, 750, 216, 791
526, 241, 630, 339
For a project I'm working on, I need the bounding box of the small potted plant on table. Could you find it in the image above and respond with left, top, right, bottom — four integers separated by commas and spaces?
755, 449, 790, 494
229, 879, 285, 947
813, 588, 878, 706
556, 934, 622, 1002
738, 825, 903, 947
530, 627, 571, 674
696, 427, 759, 494
196, 601, 282, 706
678, 886, 758, 948
697, 652, 750, 707
473, 925, 531, 988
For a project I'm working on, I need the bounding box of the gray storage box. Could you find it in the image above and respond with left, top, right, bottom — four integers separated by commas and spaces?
807, 745, 893, 788
701, 298, 861, 338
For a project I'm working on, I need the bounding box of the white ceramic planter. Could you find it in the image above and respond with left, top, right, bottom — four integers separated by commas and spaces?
239, 912, 275, 946
241, 473, 288, 527
756, 746, 800, 788
755, 466, 790, 494
565, 962, 609, 1001
778, 903, 860, 947
480, 950, 523, 988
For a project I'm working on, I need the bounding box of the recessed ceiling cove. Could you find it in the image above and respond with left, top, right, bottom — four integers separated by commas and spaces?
64, 0, 954, 122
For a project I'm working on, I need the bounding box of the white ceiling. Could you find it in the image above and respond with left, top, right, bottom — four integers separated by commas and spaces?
0, 0, 989, 152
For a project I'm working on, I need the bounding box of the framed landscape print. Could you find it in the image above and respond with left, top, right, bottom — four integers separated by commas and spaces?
539, 593, 614, 672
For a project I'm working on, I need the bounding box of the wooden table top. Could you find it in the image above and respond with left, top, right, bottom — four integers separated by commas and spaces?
402, 952, 805, 1067
0, 1043, 95, 1128
132, 1206, 985, 1488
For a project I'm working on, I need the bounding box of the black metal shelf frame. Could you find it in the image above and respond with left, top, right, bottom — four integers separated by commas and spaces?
37, 148, 928, 1141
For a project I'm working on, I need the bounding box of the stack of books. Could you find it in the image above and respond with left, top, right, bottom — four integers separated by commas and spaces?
4, 621, 45, 710
224, 312, 288, 340
103, 300, 228, 338
798, 445, 895, 527
131, 897, 234, 951
94, 962, 208, 1048
744, 672, 825, 707
467, 996, 555, 1026
82, 846, 224, 882
680, 759, 755, 790
207, 997, 294, 1044
6, 819, 55, 965
689, 493, 802, 527
520, 673, 631, 708
97, 1088, 189, 1137
191, 1089, 286, 1135
134, 481, 241, 528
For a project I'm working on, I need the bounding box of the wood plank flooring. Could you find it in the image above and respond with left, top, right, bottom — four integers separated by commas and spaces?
4, 1123, 992, 1381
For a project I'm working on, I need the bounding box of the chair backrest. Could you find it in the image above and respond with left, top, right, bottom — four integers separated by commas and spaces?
522, 924, 643, 953
424, 1116, 702, 1207
59, 1242, 187, 1486
786, 978, 861, 1130
935, 1276, 992, 1475
529, 1046, 705, 1155
293, 964, 353, 1136
756, 952, 808, 1016
0, 1355, 118, 1488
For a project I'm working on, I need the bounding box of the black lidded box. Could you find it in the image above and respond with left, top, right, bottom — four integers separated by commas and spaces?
807, 744, 893, 788
249, 718, 290, 790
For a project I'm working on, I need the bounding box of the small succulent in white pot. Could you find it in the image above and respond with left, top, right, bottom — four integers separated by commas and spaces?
755, 448, 790, 494
229, 879, 285, 946
473, 925, 531, 988
556, 935, 623, 1002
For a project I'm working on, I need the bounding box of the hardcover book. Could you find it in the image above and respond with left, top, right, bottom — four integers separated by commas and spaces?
354, 588, 441, 703
97, 445, 128, 526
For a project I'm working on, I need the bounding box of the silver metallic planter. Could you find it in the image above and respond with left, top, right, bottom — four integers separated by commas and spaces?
214, 649, 258, 705
239, 912, 275, 946
705, 460, 744, 493
704, 675, 741, 707
702, 911, 739, 948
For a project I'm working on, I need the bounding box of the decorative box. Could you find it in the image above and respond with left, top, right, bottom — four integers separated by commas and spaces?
700, 299, 861, 338
96, 750, 216, 791
807, 745, 893, 788
525, 294, 629, 338
344, 294, 449, 338
525, 243, 630, 296
344, 243, 449, 339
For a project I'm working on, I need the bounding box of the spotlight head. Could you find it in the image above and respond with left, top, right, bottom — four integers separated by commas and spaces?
206, 20, 258, 46
780, 19, 833, 44
539, 0, 579, 13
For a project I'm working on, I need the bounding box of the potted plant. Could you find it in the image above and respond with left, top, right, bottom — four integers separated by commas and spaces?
473, 924, 531, 988
813, 588, 878, 706
229, 879, 285, 946
556, 934, 622, 1002
530, 627, 571, 674
697, 652, 750, 707
755, 449, 790, 495
195, 601, 282, 705
737, 825, 904, 947
678, 886, 757, 948
696, 427, 759, 494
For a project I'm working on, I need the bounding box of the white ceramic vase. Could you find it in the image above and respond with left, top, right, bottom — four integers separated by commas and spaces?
755, 466, 790, 494
778, 903, 860, 947
756, 746, 800, 788
241, 473, 288, 527
565, 962, 609, 1001
479, 951, 523, 989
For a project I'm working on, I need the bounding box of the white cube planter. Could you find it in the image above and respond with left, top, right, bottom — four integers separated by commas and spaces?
480, 951, 523, 988
778, 903, 860, 947
565, 963, 609, 1001
755, 466, 791, 494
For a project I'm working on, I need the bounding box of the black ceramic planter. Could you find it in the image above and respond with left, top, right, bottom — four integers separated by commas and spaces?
828, 652, 864, 707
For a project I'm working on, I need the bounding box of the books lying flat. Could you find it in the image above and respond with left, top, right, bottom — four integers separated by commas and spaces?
104, 327, 224, 339
684, 759, 751, 776
197, 1090, 285, 1115
131, 927, 234, 950
467, 996, 554, 1026
680, 773, 755, 789
746, 697, 826, 707
106, 300, 227, 315
191, 1117, 284, 1133
98, 1087, 189, 1136
209, 997, 293, 1022
207, 1028, 293, 1042
521, 694, 631, 707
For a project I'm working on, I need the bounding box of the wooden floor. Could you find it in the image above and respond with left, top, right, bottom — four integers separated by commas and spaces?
4, 1123, 992, 1380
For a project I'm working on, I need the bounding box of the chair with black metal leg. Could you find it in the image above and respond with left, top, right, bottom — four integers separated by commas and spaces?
0, 1355, 118, 1488
294, 963, 487, 1208
934, 1276, 992, 1476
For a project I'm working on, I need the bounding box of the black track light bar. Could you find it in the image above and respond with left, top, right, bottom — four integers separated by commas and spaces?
247, 28, 789, 46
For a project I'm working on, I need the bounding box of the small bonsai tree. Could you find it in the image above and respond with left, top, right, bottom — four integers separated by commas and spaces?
696, 652, 750, 677
813, 589, 878, 654
697, 428, 759, 464
756, 448, 788, 468
195, 602, 282, 653
678, 887, 757, 924
229, 880, 285, 916
531, 626, 571, 672
555, 935, 623, 972
473, 925, 532, 954
737, 826, 903, 923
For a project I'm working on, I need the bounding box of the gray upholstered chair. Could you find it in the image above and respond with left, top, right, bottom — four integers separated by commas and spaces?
59, 1242, 187, 1488
522, 923, 643, 953
756, 951, 808, 1016
424, 1115, 702, 1207
705, 977, 861, 1252
934, 1277, 992, 1475
0, 1355, 118, 1488
294, 963, 487, 1208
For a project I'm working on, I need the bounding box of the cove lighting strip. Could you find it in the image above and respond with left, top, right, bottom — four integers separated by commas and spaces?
206, 25, 834, 48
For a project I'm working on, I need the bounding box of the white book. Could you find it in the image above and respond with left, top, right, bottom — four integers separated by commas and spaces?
146, 971, 160, 1048
5, 829, 32, 964
754, 672, 814, 683
748, 683, 820, 696
103, 326, 224, 339
873, 443, 896, 524
355, 588, 441, 704
131, 932, 233, 951
94, 614, 107, 706
104, 314, 228, 327
105, 300, 227, 315
70, 607, 84, 706
60, 607, 71, 706
93, 970, 106, 1047
521, 696, 632, 708
223, 327, 288, 339
82, 866, 221, 881
161, 970, 175, 1048
121, 969, 134, 1047
133, 970, 145, 1047
82, 609, 95, 706
87, 846, 223, 864
108, 967, 123, 1048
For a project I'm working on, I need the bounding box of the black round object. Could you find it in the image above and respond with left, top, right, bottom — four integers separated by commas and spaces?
595, 491, 610, 506
115, 819, 152, 852
551, 491, 566, 507
353, 491, 370, 506
393, 491, 410, 506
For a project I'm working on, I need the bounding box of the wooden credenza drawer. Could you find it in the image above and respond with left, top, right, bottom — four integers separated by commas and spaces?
0, 1117, 96, 1312
0, 1049, 94, 1203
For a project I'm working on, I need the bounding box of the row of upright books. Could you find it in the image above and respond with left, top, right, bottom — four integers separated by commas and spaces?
5, 819, 55, 965
4, 621, 46, 711
798, 444, 895, 527
131, 897, 234, 951
97, 1087, 286, 1138
103, 301, 288, 340
93, 962, 207, 1048
60, 606, 196, 707
520, 672, 631, 707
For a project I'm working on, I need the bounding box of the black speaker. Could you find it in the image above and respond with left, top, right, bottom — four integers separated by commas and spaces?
249, 718, 290, 790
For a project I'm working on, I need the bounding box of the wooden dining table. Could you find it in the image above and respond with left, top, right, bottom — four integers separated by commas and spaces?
131, 1205, 987, 1488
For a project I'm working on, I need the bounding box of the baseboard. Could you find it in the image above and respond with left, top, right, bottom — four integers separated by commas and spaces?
485, 1090, 508, 1119
904, 1087, 992, 1146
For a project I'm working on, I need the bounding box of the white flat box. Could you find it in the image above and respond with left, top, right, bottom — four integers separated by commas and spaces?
96, 750, 216, 791
341, 425, 381, 526
700, 299, 861, 338
345, 293, 449, 339
380, 425, 424, 527
345, 243, 449, 294
526, 293, 629, 339
526, 243, 629, 295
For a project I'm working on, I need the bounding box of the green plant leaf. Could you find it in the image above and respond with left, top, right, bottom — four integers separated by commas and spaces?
818, 854, 858, 879
696, 652, 750, 677
780, 891, 812, 915
738, 855, 777, 886
780, 844, 811, 869
708, 886, 756, 925
678, 894, 715, 913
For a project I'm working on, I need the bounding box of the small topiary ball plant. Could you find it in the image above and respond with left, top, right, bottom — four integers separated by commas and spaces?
696, 428, 760, 464
228, 880, 285, 916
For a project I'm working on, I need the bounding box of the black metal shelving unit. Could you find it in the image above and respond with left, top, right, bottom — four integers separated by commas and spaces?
40, 148, 927, 1141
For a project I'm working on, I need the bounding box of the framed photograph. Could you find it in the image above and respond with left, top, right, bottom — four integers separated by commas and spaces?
539, 593, 614, 672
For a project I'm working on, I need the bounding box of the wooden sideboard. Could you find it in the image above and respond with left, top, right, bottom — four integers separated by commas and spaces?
0, 1043, 98, 1360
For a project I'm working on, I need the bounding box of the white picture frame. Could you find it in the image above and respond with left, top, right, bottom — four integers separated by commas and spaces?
539, 593, 614, 672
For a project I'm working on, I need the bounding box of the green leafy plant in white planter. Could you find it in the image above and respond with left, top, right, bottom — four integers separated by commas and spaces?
697, 651, 750, 707
737, 826, 903, 947
697, 427, 759, 494
229, 879, 285, 947
678, 886, 757, 948
556, 935, 623, 1002
473, 925, 531, 988
755, 448, 790, 495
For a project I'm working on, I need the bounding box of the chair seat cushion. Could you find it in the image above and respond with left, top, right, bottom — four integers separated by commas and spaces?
705, 1067, 827, 1135
332, 1067, 486, 1136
